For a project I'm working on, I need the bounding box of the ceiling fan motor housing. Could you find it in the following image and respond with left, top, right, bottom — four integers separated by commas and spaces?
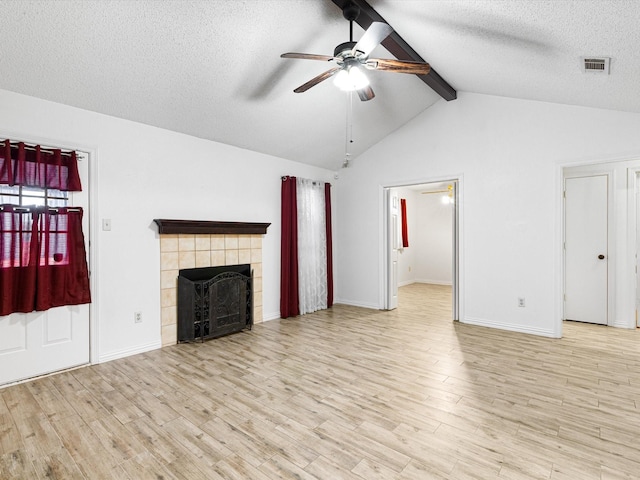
334, 41, 357, 58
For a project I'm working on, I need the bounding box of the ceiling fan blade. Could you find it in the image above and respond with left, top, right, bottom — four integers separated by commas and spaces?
365, 58, 431, 75
357, 85, 375, 102
281, 52, 334, 62
352, 22, 393, 58
293, 67, 341, 93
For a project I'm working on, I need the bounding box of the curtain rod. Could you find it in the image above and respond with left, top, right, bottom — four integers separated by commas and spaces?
2, 140, 76, 157
0, 205, 82, 213
281, 175, 328, 186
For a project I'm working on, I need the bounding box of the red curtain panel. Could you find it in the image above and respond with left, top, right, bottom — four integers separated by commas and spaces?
280, 176, 299, 318
0, 140, 82, 191
401, 198, 409, 248
35, 208, 91, 311
0, 206, 38, 314
324, 182, 333, 308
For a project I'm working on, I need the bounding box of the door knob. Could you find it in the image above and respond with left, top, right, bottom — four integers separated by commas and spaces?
598, 254, 605, 260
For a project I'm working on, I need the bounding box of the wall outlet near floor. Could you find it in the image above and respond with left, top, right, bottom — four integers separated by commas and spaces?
134, 311, 143, 323
518, 297, 526, 308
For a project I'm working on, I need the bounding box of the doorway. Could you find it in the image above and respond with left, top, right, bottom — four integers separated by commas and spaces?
383, 179, 460, 320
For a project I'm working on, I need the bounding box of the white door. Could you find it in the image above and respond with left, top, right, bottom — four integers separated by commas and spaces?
0, 155, 90, 386
451, 181, 459, 320
636, 172, 640, 327
564, 175, 608, 324
385, 189, 399, 310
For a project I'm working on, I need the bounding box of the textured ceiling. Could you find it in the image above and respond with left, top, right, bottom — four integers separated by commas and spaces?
1, 1, 639, 170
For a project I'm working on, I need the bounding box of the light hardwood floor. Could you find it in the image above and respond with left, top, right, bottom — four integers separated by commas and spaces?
2, 283, 640, 479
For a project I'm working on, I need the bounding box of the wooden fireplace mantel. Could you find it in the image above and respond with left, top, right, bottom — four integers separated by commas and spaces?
154, 219, 270, 235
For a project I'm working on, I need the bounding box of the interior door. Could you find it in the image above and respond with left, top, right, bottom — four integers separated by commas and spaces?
451, 181, 459, 320
637, 172, 640, 327
0, 154, 90, 386
564, 175, 608, 324
385, 189, 399, 310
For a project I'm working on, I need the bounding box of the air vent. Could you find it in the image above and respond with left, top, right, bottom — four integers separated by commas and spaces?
582, 57, 610, 74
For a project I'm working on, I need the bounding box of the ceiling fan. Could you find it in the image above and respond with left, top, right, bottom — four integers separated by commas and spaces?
280, 2, 431, 101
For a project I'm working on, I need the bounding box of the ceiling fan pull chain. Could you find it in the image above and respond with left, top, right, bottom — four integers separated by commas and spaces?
343, 91, 354, 168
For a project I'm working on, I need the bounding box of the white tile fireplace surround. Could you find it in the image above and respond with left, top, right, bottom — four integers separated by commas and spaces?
154, 220, 270, 347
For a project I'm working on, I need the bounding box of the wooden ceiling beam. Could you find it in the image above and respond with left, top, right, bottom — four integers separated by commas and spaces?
331, 0, 457, 101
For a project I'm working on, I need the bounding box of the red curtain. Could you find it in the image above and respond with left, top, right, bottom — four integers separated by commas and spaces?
324, 183, 333, 308
280, 177, 334, 318
0, 140, 82, 191
280, 176, 299, 318
0, 206, 91, 316
0, 206, 38, 314
401, 198, 409, 248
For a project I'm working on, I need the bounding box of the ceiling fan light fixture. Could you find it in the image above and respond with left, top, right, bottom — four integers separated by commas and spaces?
333, 66, 369, 91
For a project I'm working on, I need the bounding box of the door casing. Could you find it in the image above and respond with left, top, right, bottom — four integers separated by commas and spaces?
381, 177, 462, 319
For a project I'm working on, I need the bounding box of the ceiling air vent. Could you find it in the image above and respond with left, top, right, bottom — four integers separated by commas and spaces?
582, 57, 610, 74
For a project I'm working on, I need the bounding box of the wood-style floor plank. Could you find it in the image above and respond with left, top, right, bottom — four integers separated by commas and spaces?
1, 283, 640, 479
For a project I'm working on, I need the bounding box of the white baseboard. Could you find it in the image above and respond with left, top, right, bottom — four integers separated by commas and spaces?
462, 316, 558, 338
263, 311, 281, 322
98, 341, 162, 364
399, 279, 453, 287
415, 279, 453, 286
333, 298, 380, 310
609, 320, 636, 329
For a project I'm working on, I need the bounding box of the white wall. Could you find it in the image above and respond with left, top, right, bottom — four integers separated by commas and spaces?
335, 92, 640, 337
0, 88, 335, 362
394, 186, 453, 286
414, 192, 453, 285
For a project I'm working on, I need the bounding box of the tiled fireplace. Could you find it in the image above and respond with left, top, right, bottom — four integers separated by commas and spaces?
154, 220, 270, 347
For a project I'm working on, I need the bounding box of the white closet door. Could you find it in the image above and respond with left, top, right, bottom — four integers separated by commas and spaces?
564, 175, 608, 325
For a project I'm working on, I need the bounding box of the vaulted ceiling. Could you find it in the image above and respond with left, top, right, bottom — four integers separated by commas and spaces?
2, 1, 639, 170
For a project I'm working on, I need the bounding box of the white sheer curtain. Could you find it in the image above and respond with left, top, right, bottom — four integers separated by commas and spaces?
296, 178, 327, 314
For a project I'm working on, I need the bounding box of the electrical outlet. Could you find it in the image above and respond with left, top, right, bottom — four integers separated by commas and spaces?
518, 297, 525, 308
134, 311, 142, 323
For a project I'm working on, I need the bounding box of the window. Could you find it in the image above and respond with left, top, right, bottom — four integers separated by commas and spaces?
0, 185, 68, 208
0, 185, 70, 269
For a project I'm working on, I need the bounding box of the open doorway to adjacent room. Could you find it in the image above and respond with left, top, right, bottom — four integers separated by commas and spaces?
383, 180, 459, 320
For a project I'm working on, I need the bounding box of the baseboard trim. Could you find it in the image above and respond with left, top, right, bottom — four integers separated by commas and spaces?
334, 299, 380, 310
415, 279, 453, 286
609, 320, 636, 329
263, 311, 281, 322
462, 316, 558, 338
98, 341, 162, 364
399, 280, 453, 287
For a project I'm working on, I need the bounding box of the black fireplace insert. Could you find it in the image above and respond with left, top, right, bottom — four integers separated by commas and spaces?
177, 264, 253, 342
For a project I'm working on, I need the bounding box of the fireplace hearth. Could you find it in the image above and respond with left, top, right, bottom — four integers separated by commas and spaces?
177, 264, 253, 342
